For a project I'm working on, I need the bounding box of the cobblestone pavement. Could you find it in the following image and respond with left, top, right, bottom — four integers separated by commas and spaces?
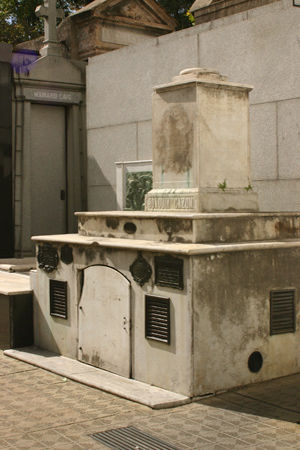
1, 351, 300, 450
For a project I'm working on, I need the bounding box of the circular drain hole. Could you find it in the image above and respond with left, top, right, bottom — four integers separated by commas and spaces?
124, 222, 137, 235
248, 351, 263, 373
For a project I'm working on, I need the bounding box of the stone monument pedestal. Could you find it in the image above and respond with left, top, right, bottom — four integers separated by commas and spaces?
145, 68, 258, 213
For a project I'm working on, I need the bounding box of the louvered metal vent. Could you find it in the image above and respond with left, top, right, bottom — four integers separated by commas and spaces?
145, 295, 170, 344
50, 280, 68, 319
270, 289, 295, 335
91, 426, 179, 450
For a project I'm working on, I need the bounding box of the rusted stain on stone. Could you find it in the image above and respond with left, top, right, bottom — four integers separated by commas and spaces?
91, 352, 101, 368
194, 248, 300, 347
81, 351, 90, 364
81, 350, 103, 370
156, 104, 193, 174
156, 218, 192, 241
173, 236, 192, 243
77, 246, 97, 265
202, 217, 258, 243
275, 219, 299, 237
78, 215, 89, 225
106, 218, 120, 230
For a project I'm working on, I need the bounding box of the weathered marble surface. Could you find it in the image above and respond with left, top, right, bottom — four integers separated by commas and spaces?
32, 230, 300, 396
75, 210, 300, 243
145, 68, 258, 212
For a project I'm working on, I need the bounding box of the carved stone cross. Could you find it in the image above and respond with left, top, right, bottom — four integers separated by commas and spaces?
35, 0, 64, 43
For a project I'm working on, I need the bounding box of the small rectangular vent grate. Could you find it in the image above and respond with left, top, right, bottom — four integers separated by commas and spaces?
50, 280, 68, 319
90, 426, 180, 450
270, 289, 295, 335
145, 295, 170, 344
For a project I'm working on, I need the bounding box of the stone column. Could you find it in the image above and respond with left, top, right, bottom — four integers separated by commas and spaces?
145, 68, 259, 213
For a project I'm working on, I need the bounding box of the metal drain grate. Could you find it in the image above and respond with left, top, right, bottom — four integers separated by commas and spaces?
90, 426, 180, 450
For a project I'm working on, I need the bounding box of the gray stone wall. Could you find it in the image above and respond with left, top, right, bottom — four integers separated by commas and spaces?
192, 0, 280, 24
193, 246, 300, 395
87, 0, 300, 212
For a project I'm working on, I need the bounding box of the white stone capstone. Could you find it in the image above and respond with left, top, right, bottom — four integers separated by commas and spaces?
173, 67, 228, 82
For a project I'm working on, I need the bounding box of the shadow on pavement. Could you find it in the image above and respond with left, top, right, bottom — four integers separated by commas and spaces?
196, 373, 300, 423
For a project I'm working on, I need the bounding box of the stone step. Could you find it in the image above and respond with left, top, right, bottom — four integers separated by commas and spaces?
0, 271, 31, 296
4, 347, 190, 409
0, 257, 36, 273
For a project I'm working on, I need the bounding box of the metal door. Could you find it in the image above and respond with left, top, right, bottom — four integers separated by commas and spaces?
30, 104, 67, 236
78, 265, 131, 378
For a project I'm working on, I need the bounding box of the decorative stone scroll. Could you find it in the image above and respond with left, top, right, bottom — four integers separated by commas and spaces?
37, 243, 59, 272
130, 252, 152, 286
61, 244, 73, 265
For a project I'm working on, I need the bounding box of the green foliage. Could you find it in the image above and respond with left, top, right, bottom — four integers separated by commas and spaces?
244, 184, 253, 192
0, 0, 194, 46
0, 0, 90, 45
156, 0, 195, 29
185, 8, 195, 26
126, 172, 153, 211
0, 0, 40, 44
218, 179, 227, 192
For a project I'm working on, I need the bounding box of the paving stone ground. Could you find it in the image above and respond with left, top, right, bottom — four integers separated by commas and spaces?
1, 350, 300, 450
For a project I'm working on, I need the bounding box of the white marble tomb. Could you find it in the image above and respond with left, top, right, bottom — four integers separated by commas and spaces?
31, 69, 300, 398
